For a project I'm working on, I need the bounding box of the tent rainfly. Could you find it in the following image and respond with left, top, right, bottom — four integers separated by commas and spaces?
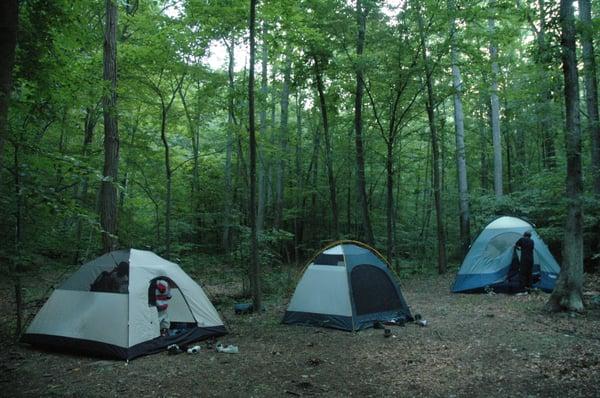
452, 216, 560, 293
22, 249, 226, 360
283, 241, 412, 331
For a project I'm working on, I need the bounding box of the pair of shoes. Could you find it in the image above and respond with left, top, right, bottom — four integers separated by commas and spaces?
216, 343, 239, 354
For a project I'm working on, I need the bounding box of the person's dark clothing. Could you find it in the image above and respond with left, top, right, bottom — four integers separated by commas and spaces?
515, 236, 534, 290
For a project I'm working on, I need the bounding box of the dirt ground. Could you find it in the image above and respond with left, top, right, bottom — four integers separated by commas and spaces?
2, 271, 600, 397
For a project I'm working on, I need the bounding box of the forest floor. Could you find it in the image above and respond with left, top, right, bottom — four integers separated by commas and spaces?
1, 265, 600, 398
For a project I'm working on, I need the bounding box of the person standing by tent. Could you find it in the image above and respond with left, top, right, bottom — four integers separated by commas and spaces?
515, 231, 534, 293
154, 278, 172, 336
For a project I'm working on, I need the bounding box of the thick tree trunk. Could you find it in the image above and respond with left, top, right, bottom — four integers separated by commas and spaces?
417, 6, 447, 274
100, 0, 120, 253
294, 92, 303, 262
0, 0, 18, 179
248, 0, 261, 313
449, 0, 471, 256
354, 0, 374, 245
546, 0, 584, 313
313, 57, 339, 239
488, 1, 503, 198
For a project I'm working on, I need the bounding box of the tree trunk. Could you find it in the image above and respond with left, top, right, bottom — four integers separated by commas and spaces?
294, 92, 303, 262
100, 0, 120, 253
546, 0, 584, 313
449, 0, 471, 256
579, 0, 600, 271
275, 49, 291, 230
74, 106, 99, 262
12, 140, 23, 337
417, 5, 447, 274
488, 0, 503, 198
257, 22, 268, 233
386, 142, 394, 263
223, 38, 236, 252
248, 0, 261, 313
579, 0, 600, 196
354, 0, 374, 245
536, 0, 557, 170
0, 0, 18, 180
313, 57, 339, 239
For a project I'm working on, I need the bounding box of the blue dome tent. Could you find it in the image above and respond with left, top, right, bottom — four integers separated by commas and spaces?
452, 216, 560, 293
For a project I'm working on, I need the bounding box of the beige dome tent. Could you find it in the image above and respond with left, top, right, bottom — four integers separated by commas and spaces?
22, 249, 226, 360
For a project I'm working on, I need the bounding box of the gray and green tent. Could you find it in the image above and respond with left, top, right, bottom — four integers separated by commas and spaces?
22, 249, 226, 359
283, 241, 412, 331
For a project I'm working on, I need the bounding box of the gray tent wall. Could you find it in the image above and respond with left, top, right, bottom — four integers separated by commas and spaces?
22, 249, 226, 359
283, 241, 412, 331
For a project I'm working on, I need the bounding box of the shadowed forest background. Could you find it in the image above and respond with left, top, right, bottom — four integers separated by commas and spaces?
1, 0, 599, 333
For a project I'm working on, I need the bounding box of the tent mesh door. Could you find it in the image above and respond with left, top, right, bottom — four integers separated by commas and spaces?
350, 265, 401, 315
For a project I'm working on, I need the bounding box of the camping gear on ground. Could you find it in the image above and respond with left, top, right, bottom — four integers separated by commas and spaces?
22, 249, 227, 360
452, 216, 560, 293
187, 345, 201, 354
282, 240, 412, 331
216, 343, 239, 353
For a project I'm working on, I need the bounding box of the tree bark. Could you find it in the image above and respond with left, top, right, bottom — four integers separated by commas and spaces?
578, 0, 600, 196
449, 0, 471, 256
248, 0, 261, 313
0, 0, 18, 180
223, 38, 235, 252
546, 0, 584, 313
354, 0, 374, 245
158, 75, 184, 259
100, 0, 120, 253
275, 49, 291, 230
313, 56, 339, 239
488, 0, 503, 198
257, 22, 268, 233
417, 5, 447, 274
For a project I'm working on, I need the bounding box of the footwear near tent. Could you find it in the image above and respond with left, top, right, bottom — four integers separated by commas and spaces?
452, 216, 560, 293
282, 241, 412, 331
22, 249, 226, 360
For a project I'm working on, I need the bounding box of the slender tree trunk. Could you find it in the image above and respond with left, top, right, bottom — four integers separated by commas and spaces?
386, 141, 394, 262
417, 6, 447, 274
100, 0, 120, 253
579, 0, 600, 195
275, 49, 291, 229
354, 0, 374, 245
488, 0, 503, 198
248, 0, 261, 313
536, 0, 557, 170
12, 140, 23, 337
257, 22, 268, 233
75, 106, 99, 262
546, 0, 584, 313
313, 57, 339, 239
449, 0, 471, 256
0, 0, 18, 178
579, 0, 600, 271
480, 105, 489, 190
223, 38, 236, 252
294, 92, 303, 262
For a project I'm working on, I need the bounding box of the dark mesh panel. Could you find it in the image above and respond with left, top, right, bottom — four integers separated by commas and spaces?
484, 232, 521, 258
350, 265, 402, 315
313, 253, 345, 266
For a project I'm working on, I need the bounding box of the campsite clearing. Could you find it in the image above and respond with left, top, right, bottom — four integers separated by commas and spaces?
2, 269, 600, 397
